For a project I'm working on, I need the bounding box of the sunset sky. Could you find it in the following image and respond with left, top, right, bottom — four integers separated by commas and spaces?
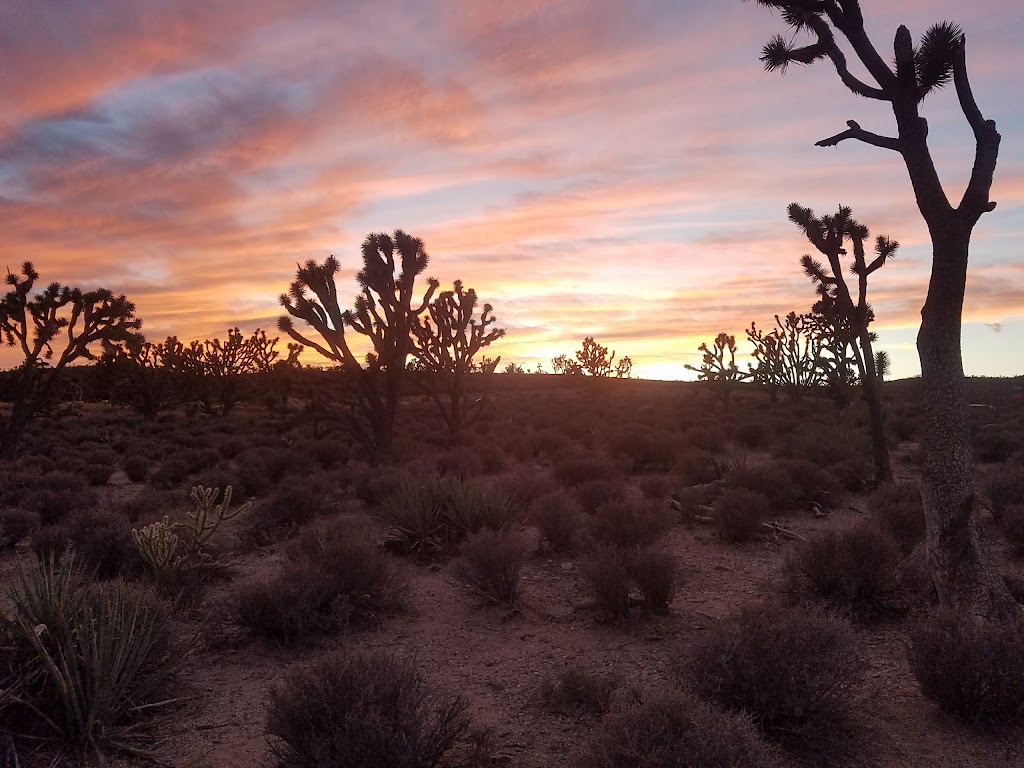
1, 0, 1022, 380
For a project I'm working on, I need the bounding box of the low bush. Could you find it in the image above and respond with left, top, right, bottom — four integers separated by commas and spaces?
785, 524, 902, 620
638, 475, 674, 501
581, 548, 633, 624
908, 611, 1024, 728
0, 554, 183, 761
123, 455, 151, 483
573, 479, 627, 514
532, 490, 583, 551
1004, 504, 1024, 558
553, 454, 622, 487
607, 429, 676, 472
684, 422, 729, 454
728, 464, 800, 509
452, 530, 529, 607
985, 467, 1024, 522
21, 471, 97, 526
627, 546, 677, 615
538, 667, 619, 716
266, 650, 470, 768
674, 448, 726, 487
583, 690, 784, 768
82, 461, 116, 486
870, 482, 926, 554
733, 420, 770, 449
973, 429, 1020, 464
774, 458, 843, 510
581, 546, 677, 623
149, 458, 192, 490
62, 509, 145, 579
0, 508, 40, 549
589, 501, 671, 550
688, 603, 864, 764
232, 528, 402, 644
241, 479, 328, 544
711, 489, 769, 543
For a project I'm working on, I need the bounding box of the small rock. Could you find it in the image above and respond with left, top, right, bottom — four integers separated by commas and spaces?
559, 561, 574, 571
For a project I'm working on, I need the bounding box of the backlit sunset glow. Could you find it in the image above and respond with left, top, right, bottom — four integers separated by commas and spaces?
1, 1, 1022, 379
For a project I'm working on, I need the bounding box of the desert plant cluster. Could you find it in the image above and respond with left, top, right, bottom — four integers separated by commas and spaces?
0, 372, 1022, 767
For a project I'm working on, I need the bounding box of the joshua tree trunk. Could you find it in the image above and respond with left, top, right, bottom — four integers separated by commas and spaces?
856, 330, 892, 483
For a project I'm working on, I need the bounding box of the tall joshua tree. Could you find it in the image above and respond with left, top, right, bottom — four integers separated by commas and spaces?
789, 203, 897, 482
747, 1, 1014, 617
0, 262, 142, 456
410, 280, 505, 439
278, 231, 437, 455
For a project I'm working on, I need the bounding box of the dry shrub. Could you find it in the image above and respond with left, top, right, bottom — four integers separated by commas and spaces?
583, 689, 784, 768
232, 528, 402, 644
711, 489, 769, 543
627, 547, 677, 615
728, 464, 800, 509
21, 471, 97, 526
774, 458, 843, 510
1004, 504, 1024, 558
148, 458, 191, 490
581, 546, 678, 623
607, 428, 676, 472
733, 419, 771, 449
870, 482, 925, 554
581, 548, 633, 624
553, 454, 622, 487
589, 501, 671, 550
531, 490, 583, 551
266, 650, 470, 768
785, 524, 902, 620
574, 479, 627, 514
452, 530, 529, 607
908, 611, 1024, 729
122, 455, 151, 483
435, 446, 485, 479
0, 508, 40, 549
638, 475, 674, 501
985, 467, 1024, 522
973, 428, 1020, 464
240, 479, 329, 544
688, 603, 865, 765
538, 667, 619, 716
674, 448, 726, 487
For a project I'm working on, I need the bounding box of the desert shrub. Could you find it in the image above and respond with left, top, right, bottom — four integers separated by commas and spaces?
442, 477, 526, 537
573, 479, 627, 514
638, 475, 674, 500
215, 435, 248, 459
775, 423, 868, 470
0, 554, 182, 760
774, 458, 843, 510
973, 429, 1020, 464
870, 482, 925, 554
711, 489, 769, 543
553, 454, 621, 487
477, 443, 507, 474
516, 428, 574, 461
149, 458, 191, 490
452, 530, 528, 607
674, 448, 725, 486
684, 422, 729, 454
538, 667, 619, 716
733, 420, 770, 449
376, 477, 449, 554
182, 446, 222, 474
232, 531, 402, 644
293, 437, 350, 471
785, 524, 902, 619
21, 471, 97, 526
0, 508, 40, 548
886, 414, 920, 441
494, 469, 555, 507
728, 464, 800, 509
589, 501, 671, 550
63, 509, 145, 579
351, 463, 406, 505
234, 447, 299, 497
608, 429, 676, 472
908, 611, 1024, 728
81, 461, 115, 487
266, 650, 470, 768
532, 490, 583, 551
581, 548, 633, 624
583, 690, 784, 768
123, 455, 151, 483
1003, 504, 1024, 558
688, 603, 864, 763
435, 446, 485, 479
241, 480, 329, 544
985, 467, 1024, 522
627, 546, 677, 615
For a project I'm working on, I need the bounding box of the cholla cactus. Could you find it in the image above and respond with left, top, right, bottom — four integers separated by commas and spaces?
132, 485, 251, 575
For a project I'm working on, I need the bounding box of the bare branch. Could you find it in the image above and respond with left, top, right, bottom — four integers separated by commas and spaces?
953, 38, 1000, 216
806, 15, 889, 99
815, 119, 899, 150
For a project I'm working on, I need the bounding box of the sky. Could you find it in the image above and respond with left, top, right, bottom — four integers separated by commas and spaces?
1, 0, 1022, 380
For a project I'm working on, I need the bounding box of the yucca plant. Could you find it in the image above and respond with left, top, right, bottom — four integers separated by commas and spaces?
3, 552, 184, 762
442, 477, 526, 537
377, 478, 450, 554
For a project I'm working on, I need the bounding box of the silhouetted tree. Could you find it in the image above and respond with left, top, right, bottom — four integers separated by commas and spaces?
0, 262, 142, 456
278, 231, 437, 455
99, 336, 171, 419
502, 362, 526, 374
410, 280, 505, 439
746, 312, 825, 401
551, 354, 583, 376
790, 202, 896, 481
685, 332, 745, 402
747, 1, 1014, 617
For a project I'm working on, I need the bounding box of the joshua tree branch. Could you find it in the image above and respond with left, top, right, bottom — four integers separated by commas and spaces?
806, 15, 889, 99
954, 40, 1000, 216
816, 120, 899, 150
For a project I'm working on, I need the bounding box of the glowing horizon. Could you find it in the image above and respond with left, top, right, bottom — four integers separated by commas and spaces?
1, 1, 1022, 380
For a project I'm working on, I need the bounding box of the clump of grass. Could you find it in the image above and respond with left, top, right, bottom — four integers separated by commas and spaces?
232, 525, 403, 644
870, 482, 925, 554
581, 548, 633, 624
452, 530, 529, 607
122, 455, 151, 483
0, 508, 40, 549
688, 603, 865, 764
908, 610, 1024, 729
581, 546, 678, 624
985, 467, 1024, 522
266, 650, 471, 768
588, 500, 671, 550
553, 454, 622, 487
785, 524, 902, 620
537, 666, 619, 716
627, 546, 677, 615
711, 489, 770, 543
573, 479, 627, 514
583, 690, 784, 768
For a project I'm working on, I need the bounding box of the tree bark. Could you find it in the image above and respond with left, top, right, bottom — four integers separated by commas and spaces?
917, 222, 1019, 619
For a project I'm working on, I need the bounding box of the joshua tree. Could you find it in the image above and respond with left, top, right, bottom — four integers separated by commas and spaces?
685, 332, 745, 403
279, 231, 437, 455
746, 312, 825, 402
789, 203, 896, 481
551, 354, 583, 375
747, 1, 1014, 616
0, 262, 142, 455
410, 281, 505, 439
